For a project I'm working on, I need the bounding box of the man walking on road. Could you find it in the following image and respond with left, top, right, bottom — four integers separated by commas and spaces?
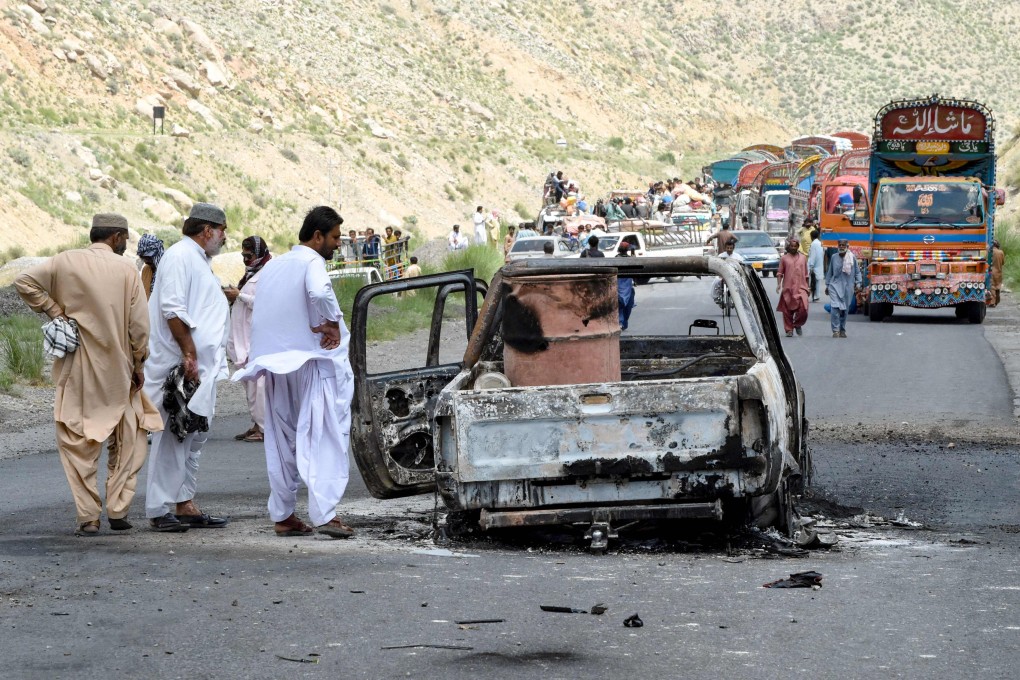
990, 239, 1005, 307
807, 229, 824, 301
825, 239, 861, 338
777, 237, 810, 336
144, 203, 231, 532
233, 206, 357, 539
473, 206, 487, 246
14, 214, 162, 535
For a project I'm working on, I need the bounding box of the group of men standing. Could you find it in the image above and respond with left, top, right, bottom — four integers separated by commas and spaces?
15, 205, 356, 538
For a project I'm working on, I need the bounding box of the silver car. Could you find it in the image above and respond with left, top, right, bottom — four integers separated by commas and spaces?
505, 236, 575, 262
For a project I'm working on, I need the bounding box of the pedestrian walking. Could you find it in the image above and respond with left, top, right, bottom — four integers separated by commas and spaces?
990, 240, 1005, 307
144, 203, 231, 532
825, 239, 861, 338
228, 236, 271, 443
776, 237, 810, 336
14, 214, 162, 535
617, 242, 637, 330
136, 233, 164, 299
807, 229, 824, 301
233, 206, 356, 539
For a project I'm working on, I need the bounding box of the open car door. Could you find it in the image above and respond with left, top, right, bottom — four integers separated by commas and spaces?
349, 270, 484, 498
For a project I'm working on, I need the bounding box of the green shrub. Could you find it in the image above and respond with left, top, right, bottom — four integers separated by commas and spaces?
657, 151, 677, 164
280, 148, 300, 163
441, 244, 504, 284
513, 202, 532, 221
7, 147, 31, 168
607, 137, 625, 150
0, 315, 45, 388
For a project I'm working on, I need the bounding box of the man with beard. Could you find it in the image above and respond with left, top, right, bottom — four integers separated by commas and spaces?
776, 236, 810, 337
144, 203, 231, 532
15, 214, 162, 535
233, 206, 356, 539
825, 239, 862, 338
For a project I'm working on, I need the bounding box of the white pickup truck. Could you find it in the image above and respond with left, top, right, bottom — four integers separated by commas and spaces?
579, 230, 708, 259
348, 257, 811, 550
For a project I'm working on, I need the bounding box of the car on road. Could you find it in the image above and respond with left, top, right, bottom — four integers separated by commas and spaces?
348, 257, 811, 550
733, 229, 781, 277
505, 236, 575, 262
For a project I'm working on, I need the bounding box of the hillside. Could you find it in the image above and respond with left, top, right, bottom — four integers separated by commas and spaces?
2, 0, 1020, 257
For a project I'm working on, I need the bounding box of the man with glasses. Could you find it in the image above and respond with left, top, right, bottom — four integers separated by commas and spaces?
144, 203, 232, 532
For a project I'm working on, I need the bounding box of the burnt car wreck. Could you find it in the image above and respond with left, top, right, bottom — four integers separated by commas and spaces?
350, 257, 811, 551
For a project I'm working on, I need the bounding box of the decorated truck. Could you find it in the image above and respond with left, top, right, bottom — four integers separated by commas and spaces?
859, 95, 1001, 323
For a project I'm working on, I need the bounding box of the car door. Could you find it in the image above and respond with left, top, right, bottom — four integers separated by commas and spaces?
349, 270, 483, 498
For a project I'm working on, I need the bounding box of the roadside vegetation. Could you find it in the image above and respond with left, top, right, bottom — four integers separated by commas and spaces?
998, 215, 1020, 290
335, 244, 504, 343
0, 314, 45, 392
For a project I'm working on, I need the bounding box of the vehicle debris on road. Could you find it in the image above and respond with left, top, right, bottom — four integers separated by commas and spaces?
762, 570, 824, 589
623, 613, 644, 628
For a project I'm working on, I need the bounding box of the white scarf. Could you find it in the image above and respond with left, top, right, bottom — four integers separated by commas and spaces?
841, 250, 855, 276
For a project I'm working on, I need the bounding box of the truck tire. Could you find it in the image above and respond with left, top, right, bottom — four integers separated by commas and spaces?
968, 301, 986, 324
955, 304, 968, 319
868, 301, 888, 322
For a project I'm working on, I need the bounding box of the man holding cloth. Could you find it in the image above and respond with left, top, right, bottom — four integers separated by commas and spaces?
15, 214, 161, 535
145, 203, 231, 531
825, 239, 862, 338
233, 206, 356, 539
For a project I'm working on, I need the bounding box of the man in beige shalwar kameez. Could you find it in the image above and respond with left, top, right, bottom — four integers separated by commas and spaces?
14, 214, 162, 536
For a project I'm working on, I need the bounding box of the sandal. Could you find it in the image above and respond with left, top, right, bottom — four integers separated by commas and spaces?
75, 520, 100, 536
242, 430, 264, 442
234, 426, 257, 441
275, 514, 314, 537
317, 517, 355, 539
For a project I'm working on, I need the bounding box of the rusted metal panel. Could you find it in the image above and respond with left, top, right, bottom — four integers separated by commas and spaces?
502, 272, 621, 387
479, 501, 724, 529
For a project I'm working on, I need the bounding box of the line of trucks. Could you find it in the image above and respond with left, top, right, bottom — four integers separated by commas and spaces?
705, 94, 1004, 323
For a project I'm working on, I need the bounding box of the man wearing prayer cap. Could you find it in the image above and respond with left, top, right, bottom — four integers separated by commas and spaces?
14, 213, 161, 535
144, 202, 232, 531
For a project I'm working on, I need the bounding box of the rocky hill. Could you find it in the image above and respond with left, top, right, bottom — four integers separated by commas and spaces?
2, 0, 1020, 257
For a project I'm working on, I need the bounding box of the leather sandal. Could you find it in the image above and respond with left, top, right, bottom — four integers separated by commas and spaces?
234, 426, 257, 441
175, 512, 228, 528
317, 518, 355, 539
108, 517, 132, 531
242, 430, 264, 442
75, 520, 100, 536
275, 514, 314, 537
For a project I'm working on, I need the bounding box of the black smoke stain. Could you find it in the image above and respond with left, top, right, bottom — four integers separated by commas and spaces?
502, 295, 548, 354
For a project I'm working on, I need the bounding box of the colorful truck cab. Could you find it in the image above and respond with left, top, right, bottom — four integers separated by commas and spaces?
860, 96, 999, 323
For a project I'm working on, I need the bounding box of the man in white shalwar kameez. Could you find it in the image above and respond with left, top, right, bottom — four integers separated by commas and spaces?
144, 203, 231, 532
232, 206, 356, 539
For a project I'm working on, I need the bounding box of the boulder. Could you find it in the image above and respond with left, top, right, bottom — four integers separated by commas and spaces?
52, 48, 66, 61
178, 18, 222, 61
65, 51, 77, 63
27, 0, 47, 13
84, 54, 108, 80
134, 94, 166, 120
74, 146, 98, 168
249, 119, 264, 133
88, 168, 103, 180
170, 124, 190, 138
98, 175, 118, 190
187, 99, 222, 129
153, 17, 182, 37
61, 38, 85, 56
20, 4, 50, 35
65, 191, 82, 203
364, 118, 392, 139
142, 197, 181, 224
159, 187, 194, 213
200, 60, 228, 87
170, 69, 201, 97
464, 100, 495, 122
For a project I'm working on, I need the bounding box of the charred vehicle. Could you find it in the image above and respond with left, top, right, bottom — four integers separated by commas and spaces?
349, 257, 810, 550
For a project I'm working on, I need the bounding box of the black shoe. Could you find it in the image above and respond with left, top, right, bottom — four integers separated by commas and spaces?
150, 513, 189, 532
175, 513, 228, 528
108, 517, 132, 531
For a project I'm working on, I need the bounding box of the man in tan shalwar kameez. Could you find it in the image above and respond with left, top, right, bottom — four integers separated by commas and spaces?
14, 214, 162, 536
